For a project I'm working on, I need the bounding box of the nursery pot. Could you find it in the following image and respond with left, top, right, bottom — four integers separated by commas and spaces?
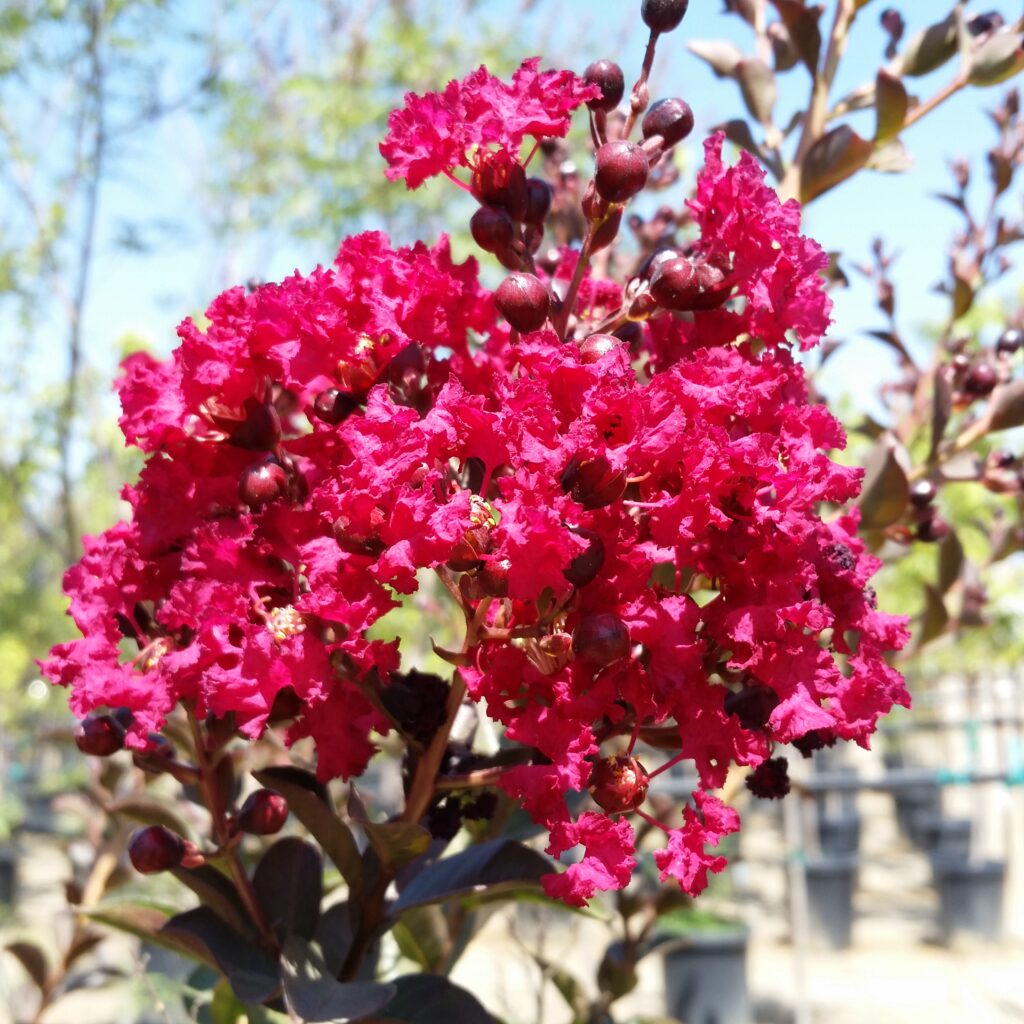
919, 815, 972, 861
803, 855, 857, 950
0, 846, 16, 906
932, 857, 1005, 944
659, 929, 751, 1024
817, 813, 861, 856
892, 782, 941, 848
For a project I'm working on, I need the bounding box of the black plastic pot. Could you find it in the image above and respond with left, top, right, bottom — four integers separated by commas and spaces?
919, 815, 972, 861
0, 846, 16, 906
660, 930, 751, 1024
932, 857, 1005, 944
803, 856, 857, 950
892, 782, 941, 847
817, 813, 861, 856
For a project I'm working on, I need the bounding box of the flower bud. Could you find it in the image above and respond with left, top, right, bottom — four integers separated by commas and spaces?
470, 205, 515, 254
129, 825, 186, 874
641, 0, 689, 34
591, 207, 624, 252
916, 514, 951, 543
572, 612, 631, 668
473, 557, 510, 598
578, 334, 621, 364
74, 714, 125, 757
583, 59, 625, 112
313, 388, 359, 425
239, 459, 289, 508
641, 98, 694, 147
595, 142, 649, 204
472, 153, 529, 221
447, 525, 492, 572
908, 479, 937, 509
524, 178, 553, 225
494, 273, 551, 333
964, 363, 998, 396
227, 401, 282, 451
588, 755, 649, 813
563, 527, 606, 587
996, 327, 1023, 355
560, 454, 626, 509
238, 789, 290, 835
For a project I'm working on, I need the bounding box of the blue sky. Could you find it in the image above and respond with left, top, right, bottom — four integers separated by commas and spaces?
17, 1, 1024, 424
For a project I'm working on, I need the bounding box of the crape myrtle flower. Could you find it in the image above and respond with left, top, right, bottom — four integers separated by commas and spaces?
44, 58, 909, 908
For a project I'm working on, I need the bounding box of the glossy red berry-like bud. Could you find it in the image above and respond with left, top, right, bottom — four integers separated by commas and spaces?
563, 527, 606, 587
641, 98, 694, 147
583, 59, 625, 111
524, 178, 553, 224
917, 515, 951, 543
446, 525, 492, 572
74, 714, 125, 757
495, 273, 550, 333
238, 789, 290, 835
473, 154, 528, 221
649, 256, 697, 308
588, 755, 649, 813
474, 557, 511, 598
591, 207, 624, 252
879, 7, 904, 39
228, 401, 282, 451
746, 757, 790, 799
639, 247, 682, 282
129, 826, 186, 874
470, 206, 515, 254
996, 327, 1023, 355
964, 363, 998, 396
313, 388, 359, 425
578, 334, 621, 364
560, 454, 626, 509
642, 0, 689, 33
572, 612, 631, 668
239, 460, 288, 508
908, 479, 937, 508
594, 142, 649, 204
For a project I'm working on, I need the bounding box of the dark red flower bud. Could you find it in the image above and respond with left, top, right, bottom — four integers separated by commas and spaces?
563, 527, 606, 587
470, 205, 515, 254
572, 612, 631, 668
641, 0, 689, 33
227, 401, 282, 451
641, 98, 694, 147
908, 479, 937, 509
446, 525, 492, 572
332, 514, 386, 557
746, 757, 790, 799
591, 207, 624, 252
524, 178, 553, 224
129, 825, 186, 874
583, 59, 625, 111
474, 557, 510, 598
639, 247, 682, 281
594, 142, 649, 204
916, 514, 951, 543
238, 789, 290, 835
964, 363, 998, 396
313, 388, 359, 425
472, 154, 529, 221
578, 334, 621, 364
650, 256, 729, 311
494, 273, 551, 333
996, 327, 1023, 355
239, 459, 289, 508
560, 453, 626, 509
74, 714, 125, 757
879, 8, 904, 41
588, 755, 649, 813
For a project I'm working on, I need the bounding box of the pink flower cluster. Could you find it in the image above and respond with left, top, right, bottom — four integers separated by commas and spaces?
44, 61, 909, 907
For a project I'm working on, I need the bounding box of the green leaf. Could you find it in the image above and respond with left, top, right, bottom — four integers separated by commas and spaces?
360, 821, 431, 870
769, 0, 822, 73
535, 956, 589, 1021
253, 766, 363, 891
736, 58, 777, 126
897, 11, 958, 77
874, 71, 908, 143
280, 938, 395, 1023
391, 905, 450, 973
391, 839, 551, 913
857, 435, 910, 531
938, 532, 965, 595
253, 838, 323, 944
968, 30, 1024, 86
171, 865, 255, 939
4, 941, 49, 993
687, 39, 745, 78
371, 975, 495, 1024
800, 125, 873, 202
161, 906, 281, 1005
